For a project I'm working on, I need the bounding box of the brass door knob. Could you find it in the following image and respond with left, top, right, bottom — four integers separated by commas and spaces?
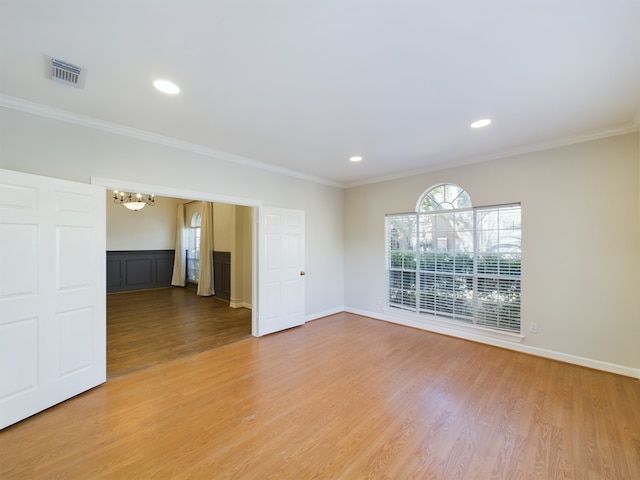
300, 271, 306, 276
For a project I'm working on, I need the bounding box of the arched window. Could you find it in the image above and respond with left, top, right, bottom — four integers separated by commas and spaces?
417, 183, 472, 211
385, 184, 522, 333
186, 212, 201, 283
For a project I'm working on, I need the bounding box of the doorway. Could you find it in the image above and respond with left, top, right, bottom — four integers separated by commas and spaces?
96, 176, 307, 375
100, 178, 259, 378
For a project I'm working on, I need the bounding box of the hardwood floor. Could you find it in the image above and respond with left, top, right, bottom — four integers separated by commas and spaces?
107, 287, 252, 379
1, 313, 639, 479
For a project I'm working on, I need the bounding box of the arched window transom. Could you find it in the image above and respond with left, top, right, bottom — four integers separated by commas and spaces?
418, 184, 472, 212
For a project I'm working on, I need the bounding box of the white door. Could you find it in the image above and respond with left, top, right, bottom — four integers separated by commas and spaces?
257, 207, 305, 336
0, 169, 106, 429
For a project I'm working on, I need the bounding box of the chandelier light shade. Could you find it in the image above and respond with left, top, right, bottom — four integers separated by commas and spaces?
113, 191, 155, 211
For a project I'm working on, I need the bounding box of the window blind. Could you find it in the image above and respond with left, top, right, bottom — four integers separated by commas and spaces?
386, 203, 521, 333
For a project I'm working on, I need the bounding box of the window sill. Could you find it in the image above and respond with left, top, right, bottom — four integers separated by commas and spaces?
381, 306, 525, 344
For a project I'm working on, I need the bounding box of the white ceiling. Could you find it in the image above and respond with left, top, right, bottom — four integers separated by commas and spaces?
1, 1, 639, 187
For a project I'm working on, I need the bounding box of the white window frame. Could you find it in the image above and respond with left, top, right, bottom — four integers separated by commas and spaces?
385, 184, 522, 337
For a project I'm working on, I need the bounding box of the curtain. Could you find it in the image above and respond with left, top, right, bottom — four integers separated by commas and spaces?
170, 204, 186, 287
197, 201, 215, 296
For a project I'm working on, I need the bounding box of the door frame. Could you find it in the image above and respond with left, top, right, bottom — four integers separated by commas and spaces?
92, 177, 262, 336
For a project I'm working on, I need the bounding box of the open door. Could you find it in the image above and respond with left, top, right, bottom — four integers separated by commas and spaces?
0, 169, 106, 429
256, 207, 305, 336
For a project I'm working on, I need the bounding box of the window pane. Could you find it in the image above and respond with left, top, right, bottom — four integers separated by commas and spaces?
476, 205, 521, 280
434, 273, 454, 315
419, 252, 436, 271
186, 258, 199, 282
499, 254, 521, 276
454, 211, 474, 252
477, 253, 522, 276
388, 270, 416, 309
418, 272, 435, 312
435, 252, 453, 272
476, 277, 521, 332
418, 214, 434, 250
419, 184, 472, 211
477, 207, 521, 255
387, 215, 417, 253
387, 199, 521, 333
444, 184, 472, 209
452, 275, 473, 319
454, 254, 473, 274
419, 272, 471, 319
432, 212, 454, 251
421, 185, 445, 211
499, 207, 521, 230
187, 226, 201, 282
390, 251, 416, 269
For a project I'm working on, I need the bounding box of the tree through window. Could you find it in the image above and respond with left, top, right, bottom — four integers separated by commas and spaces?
386, 184, 522, 333
418, 183, 472, 211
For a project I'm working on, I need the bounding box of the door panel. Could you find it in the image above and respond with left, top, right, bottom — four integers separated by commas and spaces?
0, 223, 38, 299
257, 207, 305, 336
0, 169, 105, 429
0, 319, 37, 399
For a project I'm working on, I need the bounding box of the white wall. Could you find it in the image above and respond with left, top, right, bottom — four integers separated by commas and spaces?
344, 132, 640, 372
106, 192, 183, 250
235, 205, 253, 308
3, 105, 637, 374
0, 107, 345, 319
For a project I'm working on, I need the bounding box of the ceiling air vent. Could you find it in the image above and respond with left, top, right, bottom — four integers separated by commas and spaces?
51, 58, 84, 88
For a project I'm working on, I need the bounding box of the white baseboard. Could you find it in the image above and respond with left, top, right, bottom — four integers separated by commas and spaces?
230, 300, 252, 309
305, 307, 345, 323
341, 307, 640, 380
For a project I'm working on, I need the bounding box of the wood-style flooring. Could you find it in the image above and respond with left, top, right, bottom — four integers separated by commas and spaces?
107, 287, 252, 379
1, 313, 639, 479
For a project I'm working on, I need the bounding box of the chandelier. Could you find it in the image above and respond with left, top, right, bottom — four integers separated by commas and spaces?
113, 191, 156, 211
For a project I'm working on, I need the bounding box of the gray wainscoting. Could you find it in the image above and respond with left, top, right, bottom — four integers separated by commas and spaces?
106, 250, 175, 293
107, 250, 232, 299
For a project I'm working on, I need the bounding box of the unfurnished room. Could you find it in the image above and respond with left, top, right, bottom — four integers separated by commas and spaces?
1, 1, 639, 479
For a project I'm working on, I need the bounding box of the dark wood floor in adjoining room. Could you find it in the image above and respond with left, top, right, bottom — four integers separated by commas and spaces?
107, 287, 252, 379
2, 313, 639, 479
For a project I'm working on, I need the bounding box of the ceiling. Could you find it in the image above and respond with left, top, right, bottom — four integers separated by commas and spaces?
1, 1, 639, 187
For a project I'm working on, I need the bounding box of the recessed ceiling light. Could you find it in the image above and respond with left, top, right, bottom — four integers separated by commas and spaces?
470, 119, 491, 128
349, 156, 363, 162
153, 80, 180, 95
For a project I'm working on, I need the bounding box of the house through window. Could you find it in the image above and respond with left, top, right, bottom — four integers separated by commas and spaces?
186, 211, 201, 283
385, 184, 522, 333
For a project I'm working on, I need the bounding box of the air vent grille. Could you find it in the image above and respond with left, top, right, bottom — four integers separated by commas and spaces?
51, 58, 82, 87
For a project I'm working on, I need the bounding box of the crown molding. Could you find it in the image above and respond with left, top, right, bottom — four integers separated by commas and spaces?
2, 94, 636, 191
345, 122, 640, 188
0, 94, 343, 188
